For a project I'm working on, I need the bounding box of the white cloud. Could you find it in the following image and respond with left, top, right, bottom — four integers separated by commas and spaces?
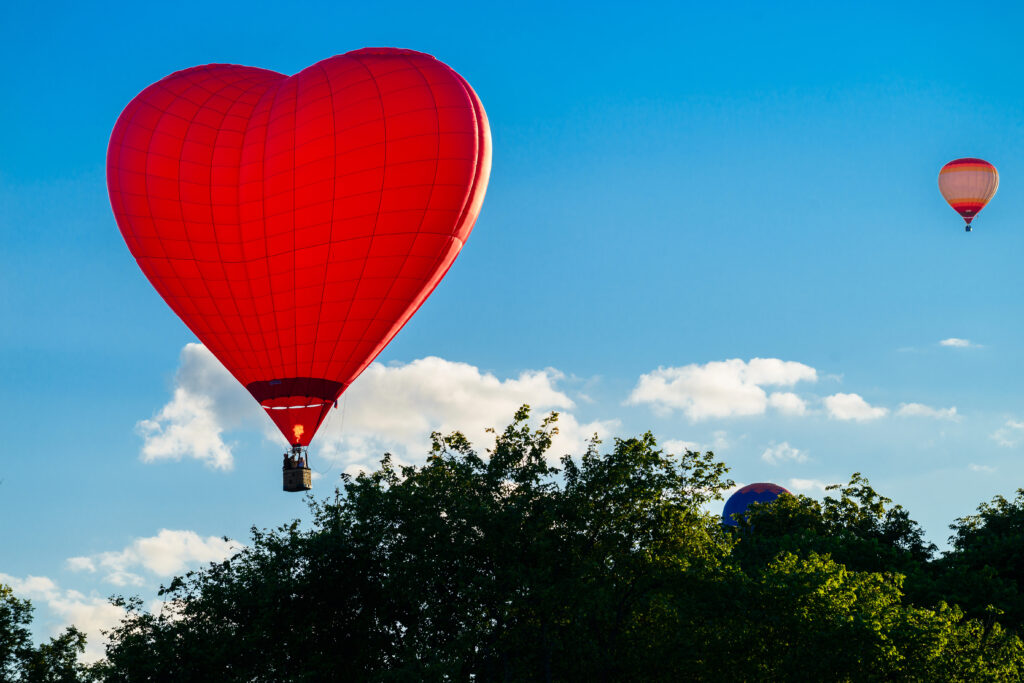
896, 403, 959, 421
768, 392, 808, 416
940, 338, 976, 348
992, 420, 1024, 447
663, 439, 703, 454
1, 574, 60, 600
104, 571, 145, 587
136, 389, 235, 470
788, 478, 832, 493
761, 442, 808, 465
626, 358, 817, 420
67, 529, 242, 583
140, 347, 616, 474
316, 357, 618, 470
0, 573, 124, 663
136, 343, 259, 470
969, 463, 996, 473
6, 530, 242, 663
46, 596, 125, 662
65, 557, 95, 573
824, 393, 888, 422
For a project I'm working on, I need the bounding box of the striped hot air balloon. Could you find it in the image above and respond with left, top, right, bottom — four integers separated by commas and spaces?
938, 158, 999, 232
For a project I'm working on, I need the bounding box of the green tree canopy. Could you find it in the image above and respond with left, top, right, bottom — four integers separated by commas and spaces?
89, 408, 1024, 682
0, 583, 96, 683
930, 489, 1024, 630
730, 473, 937, 605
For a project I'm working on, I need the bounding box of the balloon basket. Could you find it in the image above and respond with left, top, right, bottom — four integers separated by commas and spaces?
282, 445, 312, 492
283, 467, 312, 492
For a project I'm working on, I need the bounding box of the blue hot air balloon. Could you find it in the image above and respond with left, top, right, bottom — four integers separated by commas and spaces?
722, 483, 790, 526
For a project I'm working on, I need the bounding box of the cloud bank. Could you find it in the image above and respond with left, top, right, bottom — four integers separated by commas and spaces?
626, 358, 817, 420
939, 338, 977, 348
3, 530, 243, 663
824, 393, 888, 422
788, 478, 834, 493
896, 403, 959, 421
138, 346, 617, 474
992, 420, 1024, 448
0, 573, 124, 663
761, 442, 808, 465
136, 344, 257, 470
316, 357, 618, 473
67, 529, 242, 587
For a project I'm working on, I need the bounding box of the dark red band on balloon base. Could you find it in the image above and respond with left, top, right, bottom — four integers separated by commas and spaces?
246, 377, 345, 403
738, 483, 790, 495
952, 202, 985, 216
942, 158, 994, 169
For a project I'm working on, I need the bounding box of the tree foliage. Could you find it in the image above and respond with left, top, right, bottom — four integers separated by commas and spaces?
86, 408, 1024, 681
930, 489, 1024, 630
96, 409, 738, 681
730, 473, 937, 604
10, 408, 1024, 680
0, 583, 97, 683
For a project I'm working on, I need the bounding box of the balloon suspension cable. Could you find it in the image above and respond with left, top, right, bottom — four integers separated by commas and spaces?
312, 395, 345, 477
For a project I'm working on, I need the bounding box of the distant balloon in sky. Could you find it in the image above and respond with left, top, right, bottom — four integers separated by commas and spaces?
938, 158, 998, 232
107, 48, 491, 479
722, 482, 790, 526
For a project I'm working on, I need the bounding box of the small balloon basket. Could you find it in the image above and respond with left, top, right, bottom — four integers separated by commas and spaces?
282, 445, 312, 493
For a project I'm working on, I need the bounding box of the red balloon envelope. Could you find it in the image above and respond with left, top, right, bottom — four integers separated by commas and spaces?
938, 158, 999, 232
107, 48, 491, 447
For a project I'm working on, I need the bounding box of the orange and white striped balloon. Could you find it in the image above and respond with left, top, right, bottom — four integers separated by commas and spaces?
938, 158, 999, 232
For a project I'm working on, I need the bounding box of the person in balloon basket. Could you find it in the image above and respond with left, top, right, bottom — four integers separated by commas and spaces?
282, 452, 307, 470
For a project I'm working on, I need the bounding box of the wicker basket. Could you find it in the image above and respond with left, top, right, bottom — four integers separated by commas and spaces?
283, 467, 312, 492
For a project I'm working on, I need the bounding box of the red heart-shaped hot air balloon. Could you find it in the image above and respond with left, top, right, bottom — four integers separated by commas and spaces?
108, 48, 491, 449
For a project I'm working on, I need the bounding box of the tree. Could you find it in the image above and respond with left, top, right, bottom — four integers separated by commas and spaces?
1, 584, 33, 681
0, 583, 96, 683
98, 409, 736, 681
932, 489, 1024, 629
95, 409, 1024, 681
729, 473, 937, 605
687, 552, 1024, 681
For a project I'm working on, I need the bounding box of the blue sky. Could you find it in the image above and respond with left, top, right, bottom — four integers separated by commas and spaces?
3, 0, 1024, 657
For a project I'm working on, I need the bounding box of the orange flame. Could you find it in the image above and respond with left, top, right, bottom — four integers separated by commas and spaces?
292, 424, 305, 443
